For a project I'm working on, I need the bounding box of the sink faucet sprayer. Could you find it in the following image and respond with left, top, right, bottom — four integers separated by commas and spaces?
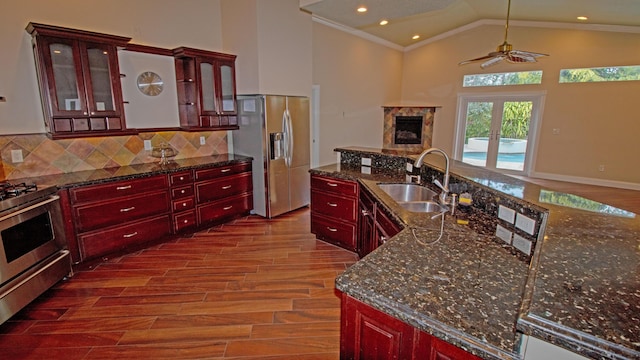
413, 148, 450, 205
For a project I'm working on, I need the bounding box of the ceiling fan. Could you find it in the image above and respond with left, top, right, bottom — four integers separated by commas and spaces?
459, 0, 548, 68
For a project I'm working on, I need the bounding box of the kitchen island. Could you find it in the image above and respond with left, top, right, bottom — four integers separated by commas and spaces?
312, 147, 639, 360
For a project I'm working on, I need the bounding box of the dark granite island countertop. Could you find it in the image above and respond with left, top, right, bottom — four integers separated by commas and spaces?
314, 146, 640, 360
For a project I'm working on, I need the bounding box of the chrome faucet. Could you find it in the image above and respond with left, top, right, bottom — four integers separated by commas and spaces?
414, 148, 450, 205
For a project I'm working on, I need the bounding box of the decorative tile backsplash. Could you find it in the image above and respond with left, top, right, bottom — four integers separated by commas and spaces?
0, 131, 228, 180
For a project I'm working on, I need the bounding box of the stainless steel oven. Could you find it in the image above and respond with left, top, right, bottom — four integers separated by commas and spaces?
0, 182, 72, 324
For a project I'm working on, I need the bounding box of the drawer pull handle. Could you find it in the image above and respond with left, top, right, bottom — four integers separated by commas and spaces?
120, 206, 136, 212
327, 182, 338, 187
123, 232, 138, 238
223, 205, 233, 210
221, 168, 231, 173
327, 202, 337, 207
327, 227, 338, 232
361, 210, 371, 216
116, 185, 132, 190
222, 185, 232, 190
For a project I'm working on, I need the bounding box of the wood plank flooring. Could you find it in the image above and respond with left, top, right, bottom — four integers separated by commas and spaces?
0, 208, 358, 360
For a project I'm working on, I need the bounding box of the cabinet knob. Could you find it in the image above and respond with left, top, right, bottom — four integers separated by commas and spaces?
183, 219, 189, 224
185, 102, 195, 106
179, 176, 184, 180
181, 189, 186, 194
182, 202, 187, 207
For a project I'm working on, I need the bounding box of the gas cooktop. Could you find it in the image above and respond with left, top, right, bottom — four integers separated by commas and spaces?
0, 182, 58, 214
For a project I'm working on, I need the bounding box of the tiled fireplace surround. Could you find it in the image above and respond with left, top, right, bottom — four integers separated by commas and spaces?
382, 106, 437, 153
0, 131, 228, 180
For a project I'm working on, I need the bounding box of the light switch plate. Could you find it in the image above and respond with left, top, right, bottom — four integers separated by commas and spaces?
516, 213, 536, 235
361, 166, 372, 174
406, 162, 413, 172
495, 224, 512, 244
513, 234, 532, 255
498, 205, 516, 224
361, 157, 372, 166
200, 136, 206, 145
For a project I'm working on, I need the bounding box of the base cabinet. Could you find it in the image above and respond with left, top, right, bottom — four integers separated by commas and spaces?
341, 292, 481, 360
310, 174, 359, 252
358, 185, 403, 257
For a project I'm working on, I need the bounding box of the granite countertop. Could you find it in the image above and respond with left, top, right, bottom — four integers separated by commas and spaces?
313, 147, 640, 360
13, 154, 252, 189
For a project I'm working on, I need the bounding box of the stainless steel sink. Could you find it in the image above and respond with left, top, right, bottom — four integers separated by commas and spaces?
377, 183, 437, 202
398, 201, 447, 213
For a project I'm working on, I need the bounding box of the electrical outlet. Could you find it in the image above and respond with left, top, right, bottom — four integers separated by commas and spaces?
11, 149, 23, 163
495, 224, 512, 244
200, 136, 206, 145
361, 157, 372, 166
515, 213, 536, 235
144, 140, 152, 150
513, 234, 532, 256
598, 165, 605, 172
552, 128, 560, 135
406, 162, 413, 172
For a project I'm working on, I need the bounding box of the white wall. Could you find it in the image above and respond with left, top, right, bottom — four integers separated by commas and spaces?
0, 0, 224, 133
311, 22, 404, 166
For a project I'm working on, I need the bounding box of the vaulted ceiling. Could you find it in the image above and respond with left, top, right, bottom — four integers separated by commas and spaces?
300, 0, 640, 47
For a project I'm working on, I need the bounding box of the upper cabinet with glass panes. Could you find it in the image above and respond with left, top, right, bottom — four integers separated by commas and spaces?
172, 47, 238, 131
26, 23, 137, 139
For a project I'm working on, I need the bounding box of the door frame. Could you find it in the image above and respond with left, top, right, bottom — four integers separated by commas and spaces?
453, 91, 546, 176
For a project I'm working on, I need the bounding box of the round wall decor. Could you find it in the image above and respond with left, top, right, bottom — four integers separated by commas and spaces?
136, 71, 164, 96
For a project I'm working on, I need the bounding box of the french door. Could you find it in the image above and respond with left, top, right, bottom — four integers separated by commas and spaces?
454, 92, 545, 175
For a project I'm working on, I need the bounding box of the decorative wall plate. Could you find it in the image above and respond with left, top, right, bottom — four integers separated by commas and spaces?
136, 71, 163, 96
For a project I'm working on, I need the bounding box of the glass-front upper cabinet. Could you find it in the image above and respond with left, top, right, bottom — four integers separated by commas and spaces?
26, 23, 137, 139
173, 47, 238, 131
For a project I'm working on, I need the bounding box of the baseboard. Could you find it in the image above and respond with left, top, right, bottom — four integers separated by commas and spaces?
530, 171, 640, 191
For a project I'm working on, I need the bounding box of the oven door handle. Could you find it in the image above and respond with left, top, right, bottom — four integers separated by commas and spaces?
0, 195, 60, 223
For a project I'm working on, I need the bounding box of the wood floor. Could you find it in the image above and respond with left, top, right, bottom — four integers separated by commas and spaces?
0, 178, 636, 359
0, 208, 358, 359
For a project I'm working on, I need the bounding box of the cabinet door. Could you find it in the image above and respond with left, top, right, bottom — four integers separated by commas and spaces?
39, 36, 88, 118
198, 58, 218, 116
358, 191, 375, 258
82, 42, 121, 117
217, 59, 237, 114
341, 293, 415, 360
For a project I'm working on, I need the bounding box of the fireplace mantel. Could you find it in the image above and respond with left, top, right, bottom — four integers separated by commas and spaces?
382, 106, 438, 153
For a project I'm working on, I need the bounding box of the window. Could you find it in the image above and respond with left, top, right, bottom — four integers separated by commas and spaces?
463, 71, 543, 87
559, 65, 640, 83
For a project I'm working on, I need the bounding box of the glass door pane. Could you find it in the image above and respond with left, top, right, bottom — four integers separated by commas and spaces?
49, 42, 81, 111
461, 101, 493, 167
220, 64, 236, 112
199, 62, 216, 112
497, 101, 532, 172
86, 46, 115, 111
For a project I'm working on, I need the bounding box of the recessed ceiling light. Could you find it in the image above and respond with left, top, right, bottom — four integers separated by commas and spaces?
357, 6, 367, 13
379, 19, 389, 26
412, 34, 420, 40
577, 16, 588, 21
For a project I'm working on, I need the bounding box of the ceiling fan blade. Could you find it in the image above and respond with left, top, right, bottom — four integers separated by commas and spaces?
511, 50, 549, 58
480, 56, 506, 68
458, 54, 497, 66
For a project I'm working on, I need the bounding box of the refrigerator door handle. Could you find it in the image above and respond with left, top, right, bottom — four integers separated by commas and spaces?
282, 108, 293, 167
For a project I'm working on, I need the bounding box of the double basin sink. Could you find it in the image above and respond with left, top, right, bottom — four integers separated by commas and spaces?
377, 183, 447, 213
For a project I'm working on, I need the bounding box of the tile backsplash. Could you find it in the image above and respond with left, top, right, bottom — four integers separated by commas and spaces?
0, 131, 228, 180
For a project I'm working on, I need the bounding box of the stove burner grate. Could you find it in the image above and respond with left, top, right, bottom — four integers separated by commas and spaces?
0, 182, 39, 201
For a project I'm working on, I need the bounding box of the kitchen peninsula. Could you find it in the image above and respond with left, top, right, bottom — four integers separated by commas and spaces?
311, 147, 640, 360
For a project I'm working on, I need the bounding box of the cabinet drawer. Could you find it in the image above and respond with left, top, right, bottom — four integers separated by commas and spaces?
170, 171, 193, 187
71, 175, 168, 203
172, 197, 195, 212
173, 210, 197, 233
311, 190, 357, 222
311, 213, 357, 252
197, 193, 252, 225
171, 185, 194, 199
74, 190, 170, 232
194, 162, 251, 181
311, 175, 357, 197
196, 172, 252, 203
78, 214, 171, 261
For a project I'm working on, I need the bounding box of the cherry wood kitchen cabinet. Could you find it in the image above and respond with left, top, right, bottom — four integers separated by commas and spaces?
169, 170, 197, 234
194, 162, 253, 226
341, 292, 482, 360
358, 185, 403, 258
310, 174, 359, 252
173, 47, 238, 131
26, 23, 137, 139
68, 175, 171, 262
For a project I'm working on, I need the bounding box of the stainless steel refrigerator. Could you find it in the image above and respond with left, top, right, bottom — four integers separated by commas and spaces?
233, 95, 310, 218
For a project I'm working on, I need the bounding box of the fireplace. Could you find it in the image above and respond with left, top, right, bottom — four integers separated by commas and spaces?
383, 106, 438, 152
